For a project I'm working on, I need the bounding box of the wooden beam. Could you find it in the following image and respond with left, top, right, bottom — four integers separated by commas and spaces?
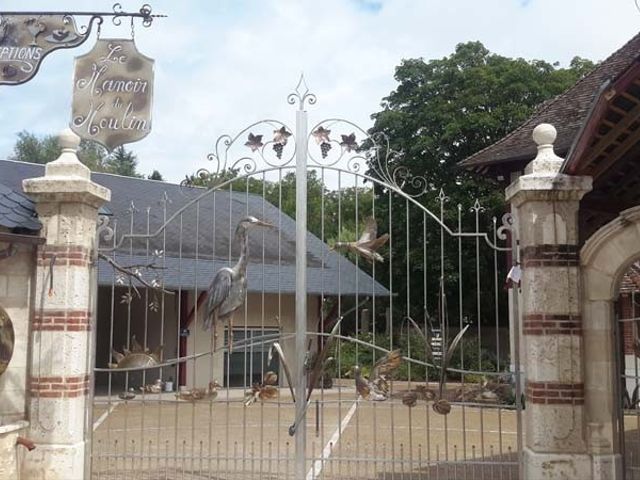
582, 100, 640, 176
620, 91, 640, 105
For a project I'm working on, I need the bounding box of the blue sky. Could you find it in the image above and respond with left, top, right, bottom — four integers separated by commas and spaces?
1, 0, 639, 183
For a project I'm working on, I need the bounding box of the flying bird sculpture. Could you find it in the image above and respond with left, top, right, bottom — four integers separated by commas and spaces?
353, 349, 402, 401
204, 216, 274, 351
332, 217, 389, 263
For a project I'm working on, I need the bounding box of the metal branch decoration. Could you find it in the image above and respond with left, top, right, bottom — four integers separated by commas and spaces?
402, 314, 471, 414
98, 249, 172, 312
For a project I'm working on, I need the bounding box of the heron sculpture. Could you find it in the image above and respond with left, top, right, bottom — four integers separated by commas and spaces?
204, 216, 274, 351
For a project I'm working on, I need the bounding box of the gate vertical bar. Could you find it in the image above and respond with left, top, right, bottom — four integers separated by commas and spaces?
295, 92, 309, 479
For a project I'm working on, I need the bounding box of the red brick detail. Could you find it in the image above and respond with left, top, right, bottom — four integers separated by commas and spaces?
37, 245, 91, 268
29, 374, 91, 398
525, 381, 584, 405
33, 310, 91, 331
619, 294, 637, 355
521, 244, 579, 267
523, 314, 582, 335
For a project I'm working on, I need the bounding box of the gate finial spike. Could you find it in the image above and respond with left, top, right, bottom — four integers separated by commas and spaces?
287, 73, 317, 110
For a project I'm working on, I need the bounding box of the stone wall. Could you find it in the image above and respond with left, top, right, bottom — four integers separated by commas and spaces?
0, 233, 35, 424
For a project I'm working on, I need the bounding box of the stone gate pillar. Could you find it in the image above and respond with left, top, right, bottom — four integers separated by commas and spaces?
21, 129, 110, 480
506, 124, 592, 479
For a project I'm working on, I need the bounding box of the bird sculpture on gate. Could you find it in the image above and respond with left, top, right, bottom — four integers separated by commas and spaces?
204, 216, 274, 352
353, 349, 402, 401
332, 217, 389, 263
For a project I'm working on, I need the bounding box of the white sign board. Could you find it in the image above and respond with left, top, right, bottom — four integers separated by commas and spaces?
71, 39, 154, 150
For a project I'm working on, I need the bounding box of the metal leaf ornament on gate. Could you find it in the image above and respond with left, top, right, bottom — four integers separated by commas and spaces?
71, 38, 154, 150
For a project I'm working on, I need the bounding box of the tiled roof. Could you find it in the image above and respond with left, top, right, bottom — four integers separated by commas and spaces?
460, 32, 640, 172
0, 160, 390, 296
0, 182, 40, 231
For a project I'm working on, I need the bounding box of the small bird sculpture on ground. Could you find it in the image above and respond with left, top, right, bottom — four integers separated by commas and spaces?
332, 217, 389, 263
140, 378, 163, 394
244, 371, 279, 406
354, 349, 402, 401
204, 216, 275, 352
118, 388, 136, 400
175, 380, 221, 402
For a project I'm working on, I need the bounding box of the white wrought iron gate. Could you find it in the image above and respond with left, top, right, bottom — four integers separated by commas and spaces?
90, 79, 522, 479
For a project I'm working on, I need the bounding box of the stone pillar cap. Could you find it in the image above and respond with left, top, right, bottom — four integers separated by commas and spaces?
22, 129, 111, 206
524, 123, 563, 176
44, 129, 90, 180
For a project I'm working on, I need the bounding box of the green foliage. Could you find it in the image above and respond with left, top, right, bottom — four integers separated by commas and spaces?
366, 42, 595, 331
148, 170, 164, 181
9, 131, 59, 165
331, 330, 499, 383
105, 146, 143, 178
9, 130, 158, 179
185, 168, 374, 243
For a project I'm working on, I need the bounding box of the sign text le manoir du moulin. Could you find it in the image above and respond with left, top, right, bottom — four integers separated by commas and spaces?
71, 39, 154, 150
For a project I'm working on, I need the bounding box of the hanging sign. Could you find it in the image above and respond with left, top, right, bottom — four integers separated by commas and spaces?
0, 14, 87, 85
71, 39, 154, 150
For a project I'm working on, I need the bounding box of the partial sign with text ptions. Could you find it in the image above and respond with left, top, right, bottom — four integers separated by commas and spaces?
0, 14, 87, 85
71, 39, 154, 150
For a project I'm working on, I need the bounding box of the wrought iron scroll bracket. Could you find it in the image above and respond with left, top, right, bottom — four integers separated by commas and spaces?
0, 4, 165, 86
96, 214, 115, 249
0, 4, 165, 30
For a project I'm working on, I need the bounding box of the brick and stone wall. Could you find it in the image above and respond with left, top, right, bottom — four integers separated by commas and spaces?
0, 235, 36, 424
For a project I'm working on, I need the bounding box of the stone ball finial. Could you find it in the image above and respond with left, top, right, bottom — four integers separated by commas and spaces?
58, 128, 81, 151
532, 123, 557, 147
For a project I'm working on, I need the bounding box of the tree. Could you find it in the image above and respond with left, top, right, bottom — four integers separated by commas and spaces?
367, 41, 595, 332
8, 131, 145, 178
148, 170, 164, 181
105, 146, 143, 178
9, 131, 60, 165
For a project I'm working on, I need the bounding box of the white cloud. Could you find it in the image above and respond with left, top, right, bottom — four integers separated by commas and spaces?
1, 0, 639, 183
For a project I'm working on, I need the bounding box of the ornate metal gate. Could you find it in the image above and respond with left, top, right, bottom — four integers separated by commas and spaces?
90, 79, 522, 479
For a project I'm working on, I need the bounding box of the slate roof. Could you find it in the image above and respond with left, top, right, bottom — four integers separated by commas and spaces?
459, 32, 640, 173
0, 159, 390, 296
0, 182, 40, 231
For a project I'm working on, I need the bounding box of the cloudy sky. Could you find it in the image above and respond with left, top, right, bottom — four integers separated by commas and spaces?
1, 0, 639, 183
